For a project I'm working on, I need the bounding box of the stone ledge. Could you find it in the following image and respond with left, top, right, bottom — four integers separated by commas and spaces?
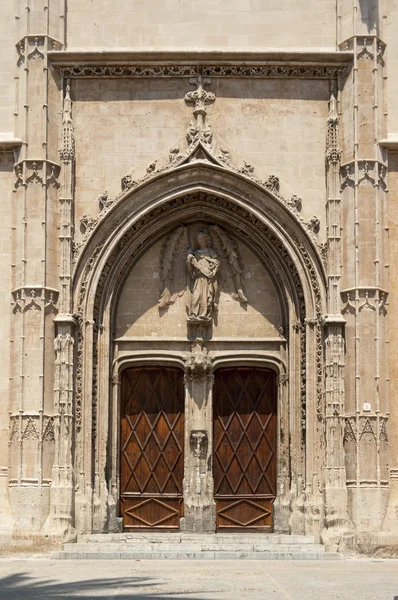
48, 48, 353, 66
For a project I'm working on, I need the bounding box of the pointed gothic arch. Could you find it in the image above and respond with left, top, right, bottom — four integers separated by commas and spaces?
71, 161, 328, 535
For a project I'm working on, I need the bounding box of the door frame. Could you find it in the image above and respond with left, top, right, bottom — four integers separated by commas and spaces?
110, 351, 288, 533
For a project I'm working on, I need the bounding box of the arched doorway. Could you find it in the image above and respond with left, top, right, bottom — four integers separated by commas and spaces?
71, 167, 327, 538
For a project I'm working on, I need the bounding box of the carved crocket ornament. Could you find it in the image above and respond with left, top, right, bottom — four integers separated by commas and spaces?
158, 224, 247, 327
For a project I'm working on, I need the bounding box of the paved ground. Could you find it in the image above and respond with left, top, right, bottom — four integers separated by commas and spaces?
0, 558, 396, 600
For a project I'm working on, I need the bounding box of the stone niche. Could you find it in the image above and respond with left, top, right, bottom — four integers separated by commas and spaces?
115, 233, 283, 340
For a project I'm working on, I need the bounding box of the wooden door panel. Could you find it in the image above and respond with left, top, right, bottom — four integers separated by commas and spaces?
120, 367, 184, 530
214, 368, 277, 531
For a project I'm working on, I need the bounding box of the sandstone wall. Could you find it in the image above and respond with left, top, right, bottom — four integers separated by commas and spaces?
71, 77, 329, 241
66, 0, 337, 50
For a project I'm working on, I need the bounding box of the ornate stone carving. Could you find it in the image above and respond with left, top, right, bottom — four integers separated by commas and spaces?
288, 194, 302, 211
55, 64, 346, 80
326, 93, 341, 165
22, 418, 39, 440
59, 85, 75, 162
341, 287, 388, 316
307, 216, 320, 234
80, 192, 315, 455
184, 76, 215, 148
46, 165, 60, 188
11, 287, 59, 314
159, 224, 247, 328
27, 36, 45, 60
43, 417, 55, 442
26, 161, 43, 185
80, 213, 97, 235
98, 190, 114, 214
184, 343, 213, 382
279, 373, 289, 386
190, 430, 208, 458
340, 164, 355, 191
12, 160, 61, 188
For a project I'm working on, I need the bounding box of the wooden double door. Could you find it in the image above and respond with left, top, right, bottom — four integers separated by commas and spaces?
120, 366, 277, 530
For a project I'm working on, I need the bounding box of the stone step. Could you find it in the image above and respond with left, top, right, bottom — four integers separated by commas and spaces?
51, 550, 342, 560
77, 533, 316, 545
51, 532, 342, 560
61, 542, 326, 554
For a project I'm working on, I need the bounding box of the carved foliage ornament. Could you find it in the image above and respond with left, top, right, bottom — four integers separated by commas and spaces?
158, 224, 247, 325
56, 64, 346, 80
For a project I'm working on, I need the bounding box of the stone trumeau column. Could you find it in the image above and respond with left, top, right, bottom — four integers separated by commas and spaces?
322, 92, 355, 551
183, 343, 216, 532
338, 0, 390, 540
9, 1, 66, 537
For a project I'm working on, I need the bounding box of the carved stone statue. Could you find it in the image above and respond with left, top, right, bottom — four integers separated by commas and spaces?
159, 225, 247, 326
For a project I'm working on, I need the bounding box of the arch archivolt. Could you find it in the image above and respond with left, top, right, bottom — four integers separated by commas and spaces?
71, 164, 327, 536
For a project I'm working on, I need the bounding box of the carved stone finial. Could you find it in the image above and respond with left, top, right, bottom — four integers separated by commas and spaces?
60, 82, 75, 162
184, 75, 215, 118
326, 93, 341, 165
184, 75, 215, 148
184, 342, 213, 382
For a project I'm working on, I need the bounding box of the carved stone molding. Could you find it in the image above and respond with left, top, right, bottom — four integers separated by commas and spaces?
340, 160, 387, 191
12, 287, 59, 314
13, 160, 61, 189
53, 63, 348, 80
8, 413, 55, 445
339, 35, 386, 64
16, 35, 62, 65
344, 415, 389, 442
341, 287, 388, 316
75, 136, 322, 265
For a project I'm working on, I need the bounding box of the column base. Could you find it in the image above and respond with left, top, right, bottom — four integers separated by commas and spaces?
182, 502, 216, 533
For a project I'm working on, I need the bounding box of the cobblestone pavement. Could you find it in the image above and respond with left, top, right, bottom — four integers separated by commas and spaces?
0, 558, 396, 600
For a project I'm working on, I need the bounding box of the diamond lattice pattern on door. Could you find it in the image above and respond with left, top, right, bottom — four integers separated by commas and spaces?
120, 367, 184, 529
214, 368, 277, 530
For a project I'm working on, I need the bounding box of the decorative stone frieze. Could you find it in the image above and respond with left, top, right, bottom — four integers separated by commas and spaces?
53, 63, 348, 80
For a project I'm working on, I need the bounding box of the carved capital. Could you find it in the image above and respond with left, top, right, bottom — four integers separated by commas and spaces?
184, 343, 213, 382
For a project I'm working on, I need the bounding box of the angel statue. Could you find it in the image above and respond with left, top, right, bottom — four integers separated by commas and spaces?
159, 225, 247, 328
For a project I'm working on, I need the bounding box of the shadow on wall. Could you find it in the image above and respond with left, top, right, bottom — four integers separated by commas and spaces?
0, 573, 210, 600
358, 0, 379, 34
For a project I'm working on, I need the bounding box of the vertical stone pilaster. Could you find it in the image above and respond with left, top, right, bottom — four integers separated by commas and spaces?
322, 319, 355, 551
43, 82, 76, 539
182, 343, 216, 532
338, 0, 389, 532
9, 1, 66, 537
43, 319, 75, 538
